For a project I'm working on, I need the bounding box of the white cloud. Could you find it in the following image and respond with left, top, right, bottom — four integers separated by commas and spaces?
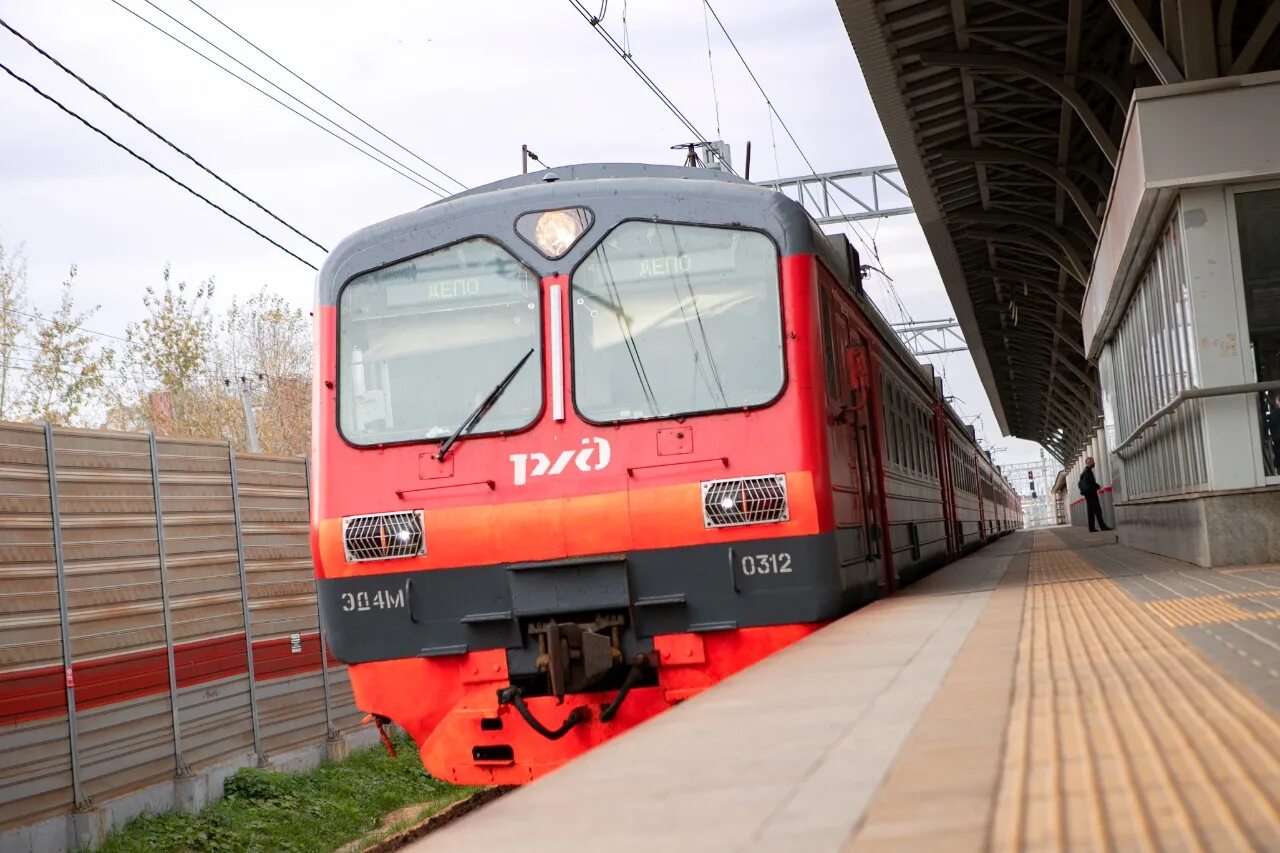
0, 0, 1048, 468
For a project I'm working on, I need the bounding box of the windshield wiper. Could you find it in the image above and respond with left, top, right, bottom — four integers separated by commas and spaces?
436, 348, 535, 462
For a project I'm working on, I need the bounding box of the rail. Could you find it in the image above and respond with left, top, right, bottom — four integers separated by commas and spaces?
1113, 379, 1280, 456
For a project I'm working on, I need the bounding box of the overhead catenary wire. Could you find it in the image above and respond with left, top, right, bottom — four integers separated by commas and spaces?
122, 0, 453, 197
4, 306, 132, 345
0, 61, 319, 270
567, 0, 736, 176
699, 1, 912, 321
105, 0, 451, 198
132, 0, 456, 198
177, 0, 466, 192
0, 17, 327, 254
699, 0, 722, 141
699, 2, 873, 248
0, 308, 265, 386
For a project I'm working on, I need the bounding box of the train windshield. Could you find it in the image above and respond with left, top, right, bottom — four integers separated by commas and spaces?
572, 222, 783, 423
338, 239, 541, 446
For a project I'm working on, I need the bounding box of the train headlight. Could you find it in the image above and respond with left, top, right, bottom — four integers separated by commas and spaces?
516, 208, 593, 259
702, 475, 789, 528
342, 510, 426, 562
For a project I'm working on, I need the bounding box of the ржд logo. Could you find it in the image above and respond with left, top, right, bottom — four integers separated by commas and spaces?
510, 437, 611, 486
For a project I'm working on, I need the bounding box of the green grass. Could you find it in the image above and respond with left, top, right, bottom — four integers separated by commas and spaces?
96, 734, 478, 853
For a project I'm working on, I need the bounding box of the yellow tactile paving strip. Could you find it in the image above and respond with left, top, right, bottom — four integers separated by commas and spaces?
1145, 590, 1280, 628
847, 531, 1280, 852
993, 532, 1280, 851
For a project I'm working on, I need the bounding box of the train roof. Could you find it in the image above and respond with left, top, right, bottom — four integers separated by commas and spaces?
317, 162, 1010, 484
435, 162, 747, 201
316, 162, 828, 306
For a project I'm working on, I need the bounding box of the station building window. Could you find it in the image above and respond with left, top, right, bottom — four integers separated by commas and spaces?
1106, 212, 1207, 498
1234, 187, 1280, 478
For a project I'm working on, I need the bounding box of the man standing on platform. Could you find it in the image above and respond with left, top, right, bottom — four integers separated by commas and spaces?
1078, 457, 1111, 532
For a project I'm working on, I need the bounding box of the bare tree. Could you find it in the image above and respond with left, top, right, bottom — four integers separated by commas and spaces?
0, 241, 30, 419
87, 268, 313, 453
21, 266, 116, 426
107, 266, 230, 439
217, 288, 312, 455
127, 266, 215, 389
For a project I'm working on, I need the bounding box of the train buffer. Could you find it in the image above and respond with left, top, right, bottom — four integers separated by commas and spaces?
412, 527, 1280, 851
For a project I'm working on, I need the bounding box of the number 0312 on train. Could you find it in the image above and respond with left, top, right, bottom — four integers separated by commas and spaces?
309, 163, 1020, 785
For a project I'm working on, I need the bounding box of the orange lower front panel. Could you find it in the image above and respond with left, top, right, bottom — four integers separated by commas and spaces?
347, 623, 823, 786
421, 685, 675, 786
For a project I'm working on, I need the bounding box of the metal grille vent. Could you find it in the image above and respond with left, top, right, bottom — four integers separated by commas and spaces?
702, 475, 789, 528
342, 510, 425, 562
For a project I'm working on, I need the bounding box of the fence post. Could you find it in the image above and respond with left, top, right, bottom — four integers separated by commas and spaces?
303, 455, 337, 739
148, 432, 188, 776
43, 421, 88, 808
228, 447, 265, 764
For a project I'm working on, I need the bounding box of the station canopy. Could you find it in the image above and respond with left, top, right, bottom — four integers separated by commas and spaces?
837, 0, 1280, 460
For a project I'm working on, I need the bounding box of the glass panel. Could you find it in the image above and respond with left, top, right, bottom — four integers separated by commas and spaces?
820, 289, 838, 399
338, 238, 541, 446
571, 222, 783, 422
1235, 188, 1280, 477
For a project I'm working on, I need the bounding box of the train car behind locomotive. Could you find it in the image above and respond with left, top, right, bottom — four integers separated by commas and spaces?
310, 163, 1018, 786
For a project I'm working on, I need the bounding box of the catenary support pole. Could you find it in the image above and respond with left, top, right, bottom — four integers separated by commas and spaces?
239, 378, 261, 453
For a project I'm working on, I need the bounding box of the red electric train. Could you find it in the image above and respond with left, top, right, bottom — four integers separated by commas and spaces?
310, 163, 1019, 786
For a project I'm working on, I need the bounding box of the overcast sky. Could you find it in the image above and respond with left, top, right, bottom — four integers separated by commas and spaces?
0, 0, 1049, 469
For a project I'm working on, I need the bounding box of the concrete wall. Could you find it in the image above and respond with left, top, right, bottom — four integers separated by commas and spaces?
1116, 486, 1280, 567
4, 727, 381, 853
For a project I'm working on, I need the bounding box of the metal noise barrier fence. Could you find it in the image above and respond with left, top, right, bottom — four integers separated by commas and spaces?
0, 422, 366, 849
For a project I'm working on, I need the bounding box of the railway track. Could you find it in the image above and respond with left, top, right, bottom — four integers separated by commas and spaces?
358, 786, 513, 852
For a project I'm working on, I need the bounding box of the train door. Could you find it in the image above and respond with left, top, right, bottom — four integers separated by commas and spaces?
843, 329, 887, 591
936, 416, 957, 556
821, 288, 875, 601
977, 468, 988, 540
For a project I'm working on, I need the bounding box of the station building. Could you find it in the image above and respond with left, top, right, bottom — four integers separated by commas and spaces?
841, 0, 1280, 566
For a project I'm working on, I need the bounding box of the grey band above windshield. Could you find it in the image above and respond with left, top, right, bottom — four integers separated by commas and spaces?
315, 163, 833, 307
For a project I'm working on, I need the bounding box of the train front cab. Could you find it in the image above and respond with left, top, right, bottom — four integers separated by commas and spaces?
311, 167, 882, 785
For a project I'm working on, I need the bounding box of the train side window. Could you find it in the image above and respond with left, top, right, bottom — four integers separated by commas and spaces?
902, 395, 912, 473
909, 398, 921, 475
924, 410, 936, 479
895, 385, 907, 470
820, 289, 837, 399
834, 313, 850, 395
882, 378, 895, 466
916, 409, 923, 477
901, 386, 911, 468
901, 386, 911, 471
920, 411, 929, 478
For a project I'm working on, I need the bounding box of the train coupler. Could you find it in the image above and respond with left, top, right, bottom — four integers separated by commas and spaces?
600, 655, 650, 722
497, 686, 591, 740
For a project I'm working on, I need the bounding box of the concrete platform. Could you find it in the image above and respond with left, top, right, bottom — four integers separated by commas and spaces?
413, 528, 1280, 852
